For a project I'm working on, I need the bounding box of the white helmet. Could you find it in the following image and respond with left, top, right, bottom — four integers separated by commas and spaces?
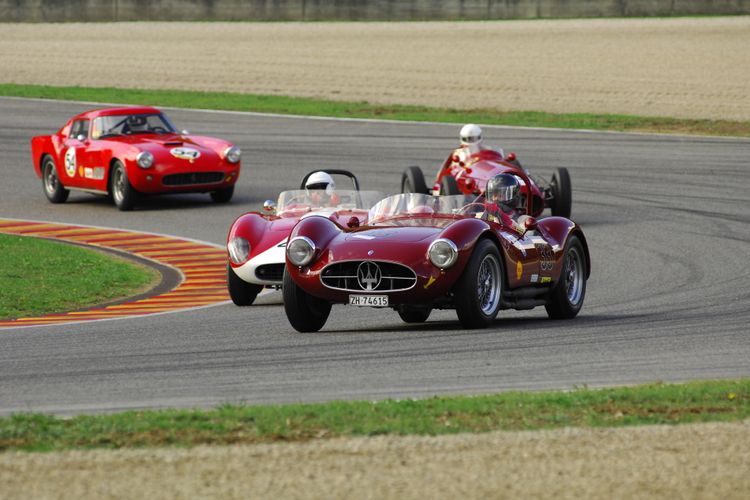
305, 171, 335, 193
460, 124, 483, 146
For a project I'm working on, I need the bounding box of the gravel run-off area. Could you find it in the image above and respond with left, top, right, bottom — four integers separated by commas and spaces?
2, 420, 750, 499
1, 17, 749, 121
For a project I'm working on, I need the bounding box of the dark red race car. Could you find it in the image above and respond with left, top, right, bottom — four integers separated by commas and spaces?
30, 106, 241, 210
283, 171, 590, 332
401, 125, 572, 218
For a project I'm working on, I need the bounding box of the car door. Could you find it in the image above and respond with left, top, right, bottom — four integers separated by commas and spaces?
60, 119, 90, 188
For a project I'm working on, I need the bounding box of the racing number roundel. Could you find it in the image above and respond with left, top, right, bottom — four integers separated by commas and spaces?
64, 147, 77, 177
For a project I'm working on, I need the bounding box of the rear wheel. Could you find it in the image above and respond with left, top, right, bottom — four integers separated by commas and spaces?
396, 306, 431, 324
283, 268, 332, 332
227, 264, 263, 306
42, 156, 69, 204
549, 167, 572, 218
454, 239, 504, 329
545, 235, 586, 319
211, 186, 234, 203
110, 160, 138, 211
439, 175, 460, 195
402, 166, 429, 194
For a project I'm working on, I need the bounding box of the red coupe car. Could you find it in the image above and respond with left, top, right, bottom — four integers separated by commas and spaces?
401, 142, 572, 218
30, 106, 241, 210
283, 171, 590, 332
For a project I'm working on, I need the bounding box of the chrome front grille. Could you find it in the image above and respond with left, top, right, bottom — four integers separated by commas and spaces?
321, 261, 416, 292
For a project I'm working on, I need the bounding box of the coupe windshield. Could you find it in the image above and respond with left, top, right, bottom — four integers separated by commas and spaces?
277, 190, 385, 215
368, 193, 476, 223
92, 113, 177, 139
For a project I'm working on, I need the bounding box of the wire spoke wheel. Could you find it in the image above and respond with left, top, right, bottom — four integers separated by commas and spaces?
564, 246, 584, 306
477, 254, 502, 315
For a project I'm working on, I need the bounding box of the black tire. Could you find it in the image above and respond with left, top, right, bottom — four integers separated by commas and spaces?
549, 167, 572, 218
454, 239, 504, 329
41, 156, 69, 204
211, 186, 234, 203
110, 160, 138, 211
439, 175, 460, 195
283, 268, 332, 333
396, 306, 431, 324
227, 264, 263, 306
545, 235, 587, 319
402, 166, 429, 194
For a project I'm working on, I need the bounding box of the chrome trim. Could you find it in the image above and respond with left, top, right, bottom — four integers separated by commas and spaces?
320, 259, 417, 293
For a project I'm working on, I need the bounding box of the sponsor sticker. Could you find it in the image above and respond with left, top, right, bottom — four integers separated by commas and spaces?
541, 276, 552, 284
530, 273, 539, 283
64, 148, 76, 177
170, 147, 201, 162
423, 276, 437, 289
83, 167, 105, 180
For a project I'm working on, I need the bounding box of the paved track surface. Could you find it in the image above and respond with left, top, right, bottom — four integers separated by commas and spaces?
1, 97, 748, 415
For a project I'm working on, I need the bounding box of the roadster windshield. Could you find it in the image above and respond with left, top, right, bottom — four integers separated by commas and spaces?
368, 193, 476, 223
277, 190, 385, 215
92, 113, 177, 139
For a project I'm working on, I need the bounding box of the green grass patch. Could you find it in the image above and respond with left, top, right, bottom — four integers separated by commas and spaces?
2, 379, 747, 452
0, 234, 159, 320
2, 83, 748, 137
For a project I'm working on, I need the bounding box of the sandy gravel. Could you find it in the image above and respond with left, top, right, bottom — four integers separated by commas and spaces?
1, 18, 749, 121
2, 420, 749, 499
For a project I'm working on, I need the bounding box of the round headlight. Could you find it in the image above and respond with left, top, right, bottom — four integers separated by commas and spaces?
136, 151, 154, 169
228, 236, 250, 265
224, 146, 241, 164
287, 236, 316, 267
428, 238, 458, 269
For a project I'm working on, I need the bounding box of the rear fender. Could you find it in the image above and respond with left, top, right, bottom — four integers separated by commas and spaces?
537, 217, 591, 278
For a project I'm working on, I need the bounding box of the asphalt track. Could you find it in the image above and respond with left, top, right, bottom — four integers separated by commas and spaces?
0, 97, 748, 415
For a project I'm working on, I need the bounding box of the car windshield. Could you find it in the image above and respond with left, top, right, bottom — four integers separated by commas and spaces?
367, 193, 477, 223
92, 113, 177, 139
277, 190, 385, 215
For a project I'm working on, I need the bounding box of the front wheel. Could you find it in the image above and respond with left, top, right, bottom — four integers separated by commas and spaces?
549, 167, 572, 218
402, 166, 429, 194
42, 156, 69, 204
110, 160, 138, 211
283, 268, 332, 332
211, 186, 234, 203
545, 235, 587, 319
227, 264, 263, 306
454, 239, 504, 329
396, 306, 431, 323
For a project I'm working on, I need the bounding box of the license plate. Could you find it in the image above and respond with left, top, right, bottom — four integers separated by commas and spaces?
349, 295, 388, 307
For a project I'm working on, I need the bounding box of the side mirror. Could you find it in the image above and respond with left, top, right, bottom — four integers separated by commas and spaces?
181, 130, 190, 135
347, 216, 360, 228
262, 199, 277, 215
76, 134, 86, 141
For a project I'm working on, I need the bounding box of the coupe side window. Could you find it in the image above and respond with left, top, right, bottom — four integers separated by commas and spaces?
70, 120, 90, 140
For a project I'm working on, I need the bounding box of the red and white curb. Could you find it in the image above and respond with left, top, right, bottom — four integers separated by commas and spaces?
0, 219, 230, 329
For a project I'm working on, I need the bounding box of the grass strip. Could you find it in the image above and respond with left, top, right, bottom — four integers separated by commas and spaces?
1, 379, 747, 453
2, 83, 748, 137
0, 234, 158, 320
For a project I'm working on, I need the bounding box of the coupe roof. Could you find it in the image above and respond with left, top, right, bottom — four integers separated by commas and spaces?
75, 106, 163, 120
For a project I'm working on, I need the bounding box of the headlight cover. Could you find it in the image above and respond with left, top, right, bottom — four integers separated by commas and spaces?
287, 236, 316, 267
224, 146, 241, 164
136, 151, 154, 169
428, 238, 458, 269
228, 236, 250, 265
